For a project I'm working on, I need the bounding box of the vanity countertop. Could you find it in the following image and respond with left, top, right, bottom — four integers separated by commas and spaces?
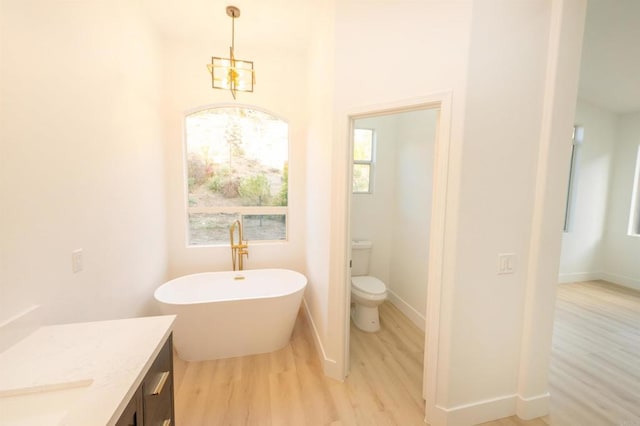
0, 315, 175, 426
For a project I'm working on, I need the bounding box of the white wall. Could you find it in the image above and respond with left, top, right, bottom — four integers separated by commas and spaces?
446, 0, 551, 414
303, 0, 340, 377
389, 110, 436, 327
559, 100, 616, 281
516, 1, 586, 419
0, 0, 167, 332
602, 111, 640, 288
162, 39, 308, 279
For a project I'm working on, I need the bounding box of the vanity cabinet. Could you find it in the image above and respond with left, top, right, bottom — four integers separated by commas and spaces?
116, 334, 174, 426
115, 387, 142, 426
142, 333, 174, 426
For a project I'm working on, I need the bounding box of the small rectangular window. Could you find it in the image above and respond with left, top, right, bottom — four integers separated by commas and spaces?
628, 145, 640, 236
353, 128, 374, 193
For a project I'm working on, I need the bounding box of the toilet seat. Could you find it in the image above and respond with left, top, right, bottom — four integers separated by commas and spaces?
351, 275, 387, 332
352, 276, 386, 296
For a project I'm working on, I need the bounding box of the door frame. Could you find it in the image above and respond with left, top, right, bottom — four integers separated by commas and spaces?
336, 91, 454, 421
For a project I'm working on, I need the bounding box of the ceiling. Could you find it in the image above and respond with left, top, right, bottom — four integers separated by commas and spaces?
141, 0, 315, 51
142, 0, 640, 114
578, 0, 640, 114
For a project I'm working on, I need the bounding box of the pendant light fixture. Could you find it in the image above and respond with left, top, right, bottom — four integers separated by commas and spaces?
207, 6, 255, 99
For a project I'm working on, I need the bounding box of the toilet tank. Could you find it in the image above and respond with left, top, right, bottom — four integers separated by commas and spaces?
351, 240, 373, 276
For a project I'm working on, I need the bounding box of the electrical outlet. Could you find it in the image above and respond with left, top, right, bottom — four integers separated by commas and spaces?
498, 253, 516, 274
72, 249, 83, 273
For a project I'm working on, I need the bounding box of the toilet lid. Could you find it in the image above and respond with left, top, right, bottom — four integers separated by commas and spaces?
352, 276, 386, 295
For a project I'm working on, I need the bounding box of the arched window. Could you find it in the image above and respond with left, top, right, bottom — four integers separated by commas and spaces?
184, 106, 288, 245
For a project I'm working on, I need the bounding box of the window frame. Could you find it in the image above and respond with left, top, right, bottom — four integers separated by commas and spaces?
563, 125, 583, 233
628, 144, 640, 237
183, 104, 290, 247
352, 128, 375, 194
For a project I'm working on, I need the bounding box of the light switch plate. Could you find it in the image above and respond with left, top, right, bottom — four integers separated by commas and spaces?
498, 253, 516, 274
72, 249, 83, 273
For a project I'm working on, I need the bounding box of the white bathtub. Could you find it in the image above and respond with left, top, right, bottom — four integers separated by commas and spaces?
154, 268, 307, 361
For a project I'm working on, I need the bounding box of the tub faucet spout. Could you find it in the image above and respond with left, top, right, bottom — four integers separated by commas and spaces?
230, 219, 249, 270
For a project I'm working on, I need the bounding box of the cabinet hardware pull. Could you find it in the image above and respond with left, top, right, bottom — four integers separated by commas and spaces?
152, 371, 170, 395
162, 419, 171, 426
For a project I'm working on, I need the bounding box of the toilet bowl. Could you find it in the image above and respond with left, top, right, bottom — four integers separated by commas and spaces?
351, 275, 387, 332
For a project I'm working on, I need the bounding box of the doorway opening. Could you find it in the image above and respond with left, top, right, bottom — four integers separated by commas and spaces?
350, 108, 437, 330
339, 92, 454, 421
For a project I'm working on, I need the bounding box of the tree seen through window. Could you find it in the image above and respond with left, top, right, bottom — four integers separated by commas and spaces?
185, 107, 288, 245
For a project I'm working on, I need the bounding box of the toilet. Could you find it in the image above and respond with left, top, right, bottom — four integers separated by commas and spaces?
351, 240, 387, 332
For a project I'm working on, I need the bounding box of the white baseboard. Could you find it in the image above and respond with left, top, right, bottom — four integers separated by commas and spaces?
429, 392, 549, 426
301, 298, 342, 381
599, 271, 640, 292
558, 271, 600, 283
516, 392, 550, 420
386, 289, 426, 332
432, 394, 517, 426
558, 271, 640, 291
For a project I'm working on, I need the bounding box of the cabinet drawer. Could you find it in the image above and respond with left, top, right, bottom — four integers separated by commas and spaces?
115, 386, 142, 426
143, 334, 174, 426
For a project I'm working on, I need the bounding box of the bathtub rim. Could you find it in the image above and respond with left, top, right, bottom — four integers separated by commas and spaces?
154, 268, 307, 306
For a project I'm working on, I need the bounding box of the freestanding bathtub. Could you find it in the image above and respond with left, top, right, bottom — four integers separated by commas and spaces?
154, 268, 307, 361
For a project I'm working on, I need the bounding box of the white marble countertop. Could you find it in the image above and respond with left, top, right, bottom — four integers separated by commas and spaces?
0, 315, 175, 426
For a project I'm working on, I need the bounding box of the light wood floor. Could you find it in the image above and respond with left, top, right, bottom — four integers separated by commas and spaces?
173, 302, 425, 425
174, 281, 639, 425
545, 280, 640, 426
